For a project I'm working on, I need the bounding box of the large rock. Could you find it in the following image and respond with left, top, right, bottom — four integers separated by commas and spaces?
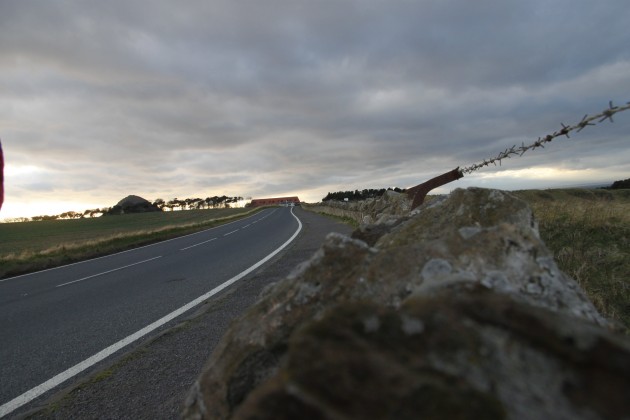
184, 188, 628, 419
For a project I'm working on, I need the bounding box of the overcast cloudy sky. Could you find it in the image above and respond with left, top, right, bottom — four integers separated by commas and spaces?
1, 0, 629, 220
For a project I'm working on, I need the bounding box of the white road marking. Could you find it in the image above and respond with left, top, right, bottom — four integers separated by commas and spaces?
55, 256, 163, 288
241, 224, 251, 229
223, 229, 239, 236
0, 208, 303, 418
0, 208, 269, 283
179, 238, 217, 251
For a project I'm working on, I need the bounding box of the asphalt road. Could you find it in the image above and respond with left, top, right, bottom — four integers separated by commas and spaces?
0, 207, 302, 417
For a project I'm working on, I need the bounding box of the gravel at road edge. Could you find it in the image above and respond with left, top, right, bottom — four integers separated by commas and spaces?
13, 208, 353, 420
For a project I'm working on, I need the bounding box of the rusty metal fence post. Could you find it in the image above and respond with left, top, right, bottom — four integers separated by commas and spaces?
406, 168, 463, 209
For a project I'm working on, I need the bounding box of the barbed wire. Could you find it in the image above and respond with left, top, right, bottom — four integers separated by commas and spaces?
460, 100, 630, 175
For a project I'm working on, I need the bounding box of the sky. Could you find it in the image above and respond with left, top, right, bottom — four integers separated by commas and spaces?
1, 0, 629, 220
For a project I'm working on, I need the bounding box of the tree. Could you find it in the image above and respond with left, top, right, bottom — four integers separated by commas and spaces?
189, 198, 203, 209
58, 211, 82, 219
152, 198, 166, 210
89, 208, 105, 217
216, 195, 228, 208
610, 178, 630, 189
167, 198, 182, 211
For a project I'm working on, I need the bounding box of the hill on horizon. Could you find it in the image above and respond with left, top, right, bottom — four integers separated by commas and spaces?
105, 195, 161, 215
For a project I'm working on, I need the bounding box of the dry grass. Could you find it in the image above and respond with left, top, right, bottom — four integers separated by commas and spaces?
513, 189, 630, 332
0, 208, 260, 279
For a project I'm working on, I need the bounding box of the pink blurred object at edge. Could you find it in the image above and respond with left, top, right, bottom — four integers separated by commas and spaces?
0, 139, 4, 211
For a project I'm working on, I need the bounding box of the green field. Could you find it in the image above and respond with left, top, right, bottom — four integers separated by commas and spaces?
512, 188, 630, 333
0, 207, 258, 279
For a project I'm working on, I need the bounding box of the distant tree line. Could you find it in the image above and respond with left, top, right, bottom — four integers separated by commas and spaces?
31, 209, 106, 221
24, 195, 244, 222
322, 187, 405, 202
152, 196, 243, 211
606, 178, 630, 189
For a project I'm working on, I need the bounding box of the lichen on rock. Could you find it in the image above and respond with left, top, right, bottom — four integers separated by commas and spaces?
183, 188, 629, 420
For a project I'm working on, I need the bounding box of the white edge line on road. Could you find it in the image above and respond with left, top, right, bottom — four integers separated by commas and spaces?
55, 256, 163, 288
0, 209, 272, 283
179, 238, 217, 251
0, 207, 302, 418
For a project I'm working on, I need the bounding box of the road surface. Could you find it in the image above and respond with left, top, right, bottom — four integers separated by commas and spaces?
0, 207, 301, 417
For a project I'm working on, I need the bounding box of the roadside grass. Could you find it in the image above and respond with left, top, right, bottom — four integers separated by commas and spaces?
513, 188, 630, 333
33, 347, 151, 417
0, 208, 261, 279
302, 207, 361, 229
301, 204, 361, 227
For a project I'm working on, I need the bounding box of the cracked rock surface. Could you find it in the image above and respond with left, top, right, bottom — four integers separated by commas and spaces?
184, 188, 629, 420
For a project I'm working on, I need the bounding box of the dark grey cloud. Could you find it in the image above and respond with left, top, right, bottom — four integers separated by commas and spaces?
1, 0, 629, 218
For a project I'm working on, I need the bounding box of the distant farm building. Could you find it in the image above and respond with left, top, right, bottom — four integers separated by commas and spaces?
250, 196, 301, 207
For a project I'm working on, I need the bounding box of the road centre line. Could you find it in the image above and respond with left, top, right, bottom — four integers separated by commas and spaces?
0, 207, 303, 418
223, 229, 239, 236
180, 238, 217, 251
55, 256, 163, 288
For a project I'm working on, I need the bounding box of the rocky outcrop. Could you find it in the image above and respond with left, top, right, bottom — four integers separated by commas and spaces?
184, 188, 629, 419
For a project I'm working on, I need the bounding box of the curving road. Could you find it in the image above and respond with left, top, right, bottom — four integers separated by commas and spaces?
0, 207, 301, 417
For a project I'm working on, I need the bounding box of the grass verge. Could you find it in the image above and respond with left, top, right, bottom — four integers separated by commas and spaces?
0, 208, 264, 279
302, 205, 360, 228
513, 189, 630, 333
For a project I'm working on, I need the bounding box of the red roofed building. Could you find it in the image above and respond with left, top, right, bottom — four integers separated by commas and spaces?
250, 196, 300, 207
